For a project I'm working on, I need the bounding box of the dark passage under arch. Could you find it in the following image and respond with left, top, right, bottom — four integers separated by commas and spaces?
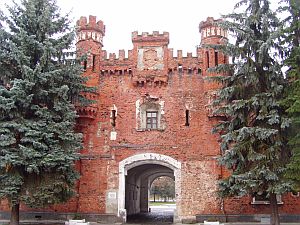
125, 164, 175, 224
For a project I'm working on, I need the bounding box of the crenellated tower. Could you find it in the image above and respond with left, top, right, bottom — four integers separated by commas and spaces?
76, 15, 105, 68
199, 17, 228, 117
199, 17, 228, 76
75, 15, 105, 119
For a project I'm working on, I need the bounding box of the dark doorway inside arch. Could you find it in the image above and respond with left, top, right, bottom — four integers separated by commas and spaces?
125, 164, 175, 224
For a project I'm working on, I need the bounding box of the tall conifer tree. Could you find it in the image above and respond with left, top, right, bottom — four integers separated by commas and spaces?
0, 0, 88, 224
280, 0, 300, 190
211, 1, 291, 224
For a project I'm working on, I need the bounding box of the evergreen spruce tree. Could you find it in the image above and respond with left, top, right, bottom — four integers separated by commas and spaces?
211, 1, 291, 224
0, 0, 88, 224
280, 0, 300, 191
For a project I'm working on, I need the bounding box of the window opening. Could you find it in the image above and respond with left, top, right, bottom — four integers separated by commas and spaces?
197, 68, 202, 75
206, 51, 209, 68
83, 60, 87, 70
92, 55, 96, 71
215, 51, 218, 66
188, 68, 192, 75
252, 192, 283, 204
146, 111, 158, 129
185, 110, 190, 126
178, 64, 183, 73
111, 110, 116, 127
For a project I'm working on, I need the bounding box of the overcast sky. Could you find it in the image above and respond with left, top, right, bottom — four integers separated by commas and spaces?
1, 0, 279, 56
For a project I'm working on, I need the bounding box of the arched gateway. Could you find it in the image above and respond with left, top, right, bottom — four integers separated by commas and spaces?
118, 153, 181, 222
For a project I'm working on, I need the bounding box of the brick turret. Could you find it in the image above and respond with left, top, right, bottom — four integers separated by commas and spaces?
75, 15, 105, 120
199, 17, 228, 117
199, 17, 228, 75
77, 15, 105, 48
76, 15, 105, 71
199, 17, 227, 44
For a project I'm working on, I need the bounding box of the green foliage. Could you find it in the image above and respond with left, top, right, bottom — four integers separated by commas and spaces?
0, 0, 87, 208
280, 0, 300, 190
210, 0, 291, 199
150, 177, 175, 201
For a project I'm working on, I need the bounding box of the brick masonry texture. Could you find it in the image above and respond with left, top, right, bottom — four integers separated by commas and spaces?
0, 16, 299, 223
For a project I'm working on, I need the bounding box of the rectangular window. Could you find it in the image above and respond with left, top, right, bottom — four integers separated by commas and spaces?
146, 111, 158, 129
215, 51, 218, 66
206, 51, 210, 68
92, 55, 96, 71
185, 110, 190, 126
178, 64, 183, 74
251, 193, 283, 205
197, 68, 202, 75
83, 60, 87, 70
111, 109, 116, 127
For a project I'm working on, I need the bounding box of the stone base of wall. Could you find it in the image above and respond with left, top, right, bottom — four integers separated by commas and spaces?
0, 211, 121, 223
1, 211, 300, 224
196, 214, 300, 223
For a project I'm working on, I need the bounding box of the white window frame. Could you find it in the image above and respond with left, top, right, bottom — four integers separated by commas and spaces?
136, 98, 165, 131
251, 194, 283, 205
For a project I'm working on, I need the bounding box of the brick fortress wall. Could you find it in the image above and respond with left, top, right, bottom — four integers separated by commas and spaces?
72, 15, 300, 220
73, 15, 226, 219
0, 15, 299, 223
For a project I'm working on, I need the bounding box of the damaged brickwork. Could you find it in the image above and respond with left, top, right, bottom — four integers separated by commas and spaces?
1, 16, 300, 224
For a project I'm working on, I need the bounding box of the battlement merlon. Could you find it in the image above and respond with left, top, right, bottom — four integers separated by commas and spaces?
132, 31, 169, 45
77, 15, 105, 34
76, 15, 105, 45
199, 17, 228, 41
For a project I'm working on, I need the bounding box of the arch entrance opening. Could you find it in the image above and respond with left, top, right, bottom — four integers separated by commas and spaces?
150, 176, 175, 203
118, 153, 181, 223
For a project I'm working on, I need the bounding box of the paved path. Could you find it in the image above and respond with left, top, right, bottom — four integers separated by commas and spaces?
1, 205, 299, 225
1, 220, 300, 225
127, 205, 175, 224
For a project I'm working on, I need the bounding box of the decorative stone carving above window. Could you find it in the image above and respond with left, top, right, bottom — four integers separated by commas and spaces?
137, 47, 164, 71
132, 46, 168, 87
136, 95, 165, 131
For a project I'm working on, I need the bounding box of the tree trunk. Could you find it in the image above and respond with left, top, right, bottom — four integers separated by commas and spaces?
270, 193, 280, 225
10, 203, 20, 225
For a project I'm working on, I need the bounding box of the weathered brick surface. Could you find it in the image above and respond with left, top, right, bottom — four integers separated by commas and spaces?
1, 16, 299, 222
223, 194, 300, 215
71, 16, 226, 219
180, 160, 221, 216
